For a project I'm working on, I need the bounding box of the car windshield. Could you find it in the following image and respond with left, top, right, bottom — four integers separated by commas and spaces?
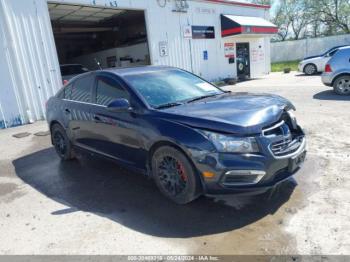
323, 46, 347, 56
124, 69, 224, 108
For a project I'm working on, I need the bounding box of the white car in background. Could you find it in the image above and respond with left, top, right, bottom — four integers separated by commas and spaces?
298, 45, 349, 75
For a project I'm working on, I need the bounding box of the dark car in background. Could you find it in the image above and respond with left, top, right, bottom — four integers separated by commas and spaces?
60, 64, 89, 83
46, 66, 306, 204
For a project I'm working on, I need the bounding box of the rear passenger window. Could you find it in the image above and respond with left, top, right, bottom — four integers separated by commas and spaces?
71, 75, 93, 102
96, 76, 129, 106
64, 84, 73, 100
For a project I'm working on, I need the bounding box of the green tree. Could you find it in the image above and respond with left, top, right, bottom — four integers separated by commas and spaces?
252, 0, 350, 40
271, 1, 291, 41
308, 0, 350, 35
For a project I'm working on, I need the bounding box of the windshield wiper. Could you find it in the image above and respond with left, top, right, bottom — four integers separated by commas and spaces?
186, 94, 220, 103
155, 102, 183, 109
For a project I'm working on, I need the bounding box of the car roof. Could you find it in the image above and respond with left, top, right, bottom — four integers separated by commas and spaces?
338, 46, 350, 50
104, 65, 177, 77
333, 45, 349, 49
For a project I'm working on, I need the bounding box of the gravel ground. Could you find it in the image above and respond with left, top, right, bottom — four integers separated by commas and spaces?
0, 72, 349, 255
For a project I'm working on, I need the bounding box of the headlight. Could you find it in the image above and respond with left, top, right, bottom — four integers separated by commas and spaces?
199, 130, 259, 153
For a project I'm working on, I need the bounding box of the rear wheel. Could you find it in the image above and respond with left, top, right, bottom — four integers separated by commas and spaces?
333, 76, 350, 95
51, 124, 75, 161
151, 146, 202, 204
304, 64, 317, 75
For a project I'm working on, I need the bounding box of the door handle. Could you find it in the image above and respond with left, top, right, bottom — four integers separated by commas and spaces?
65, 108, 71, 114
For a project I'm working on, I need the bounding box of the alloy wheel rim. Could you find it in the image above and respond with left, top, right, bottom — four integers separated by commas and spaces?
157, 156, 188, 196
337, 78, 350, 94
306, 65, 315, 75
53, 132, 66, 156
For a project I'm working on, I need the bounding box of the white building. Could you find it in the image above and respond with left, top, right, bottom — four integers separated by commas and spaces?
0, 0, 277, 128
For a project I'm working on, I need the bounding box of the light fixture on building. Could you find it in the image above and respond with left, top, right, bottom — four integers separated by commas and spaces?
157, 0, 167, 8
173, 0, 189, 13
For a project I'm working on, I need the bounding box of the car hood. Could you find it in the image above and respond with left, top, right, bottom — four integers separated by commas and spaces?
302, 56, 322, 63
303, 55, 321, 61
157, 93, 295, 135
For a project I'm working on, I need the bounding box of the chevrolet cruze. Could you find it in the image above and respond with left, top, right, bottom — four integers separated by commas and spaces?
46, 66, 306, 204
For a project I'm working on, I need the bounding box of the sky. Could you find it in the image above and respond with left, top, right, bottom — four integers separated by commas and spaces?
230, 0, 279, 14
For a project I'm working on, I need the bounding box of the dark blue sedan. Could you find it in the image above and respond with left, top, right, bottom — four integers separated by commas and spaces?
46, 66, 306, 204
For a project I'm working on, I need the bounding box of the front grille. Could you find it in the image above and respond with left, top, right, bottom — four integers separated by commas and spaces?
262, 115, 304, 158
271, 136, 303, 157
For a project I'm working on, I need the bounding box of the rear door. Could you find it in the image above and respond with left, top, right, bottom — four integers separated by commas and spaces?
62, 73, 95, 146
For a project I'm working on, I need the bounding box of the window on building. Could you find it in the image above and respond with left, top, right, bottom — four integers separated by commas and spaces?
96, 76, 129, 106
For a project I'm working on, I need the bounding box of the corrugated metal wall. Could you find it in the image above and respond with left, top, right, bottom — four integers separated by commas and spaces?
0, 0, 270, 128
0, 0, 62, 128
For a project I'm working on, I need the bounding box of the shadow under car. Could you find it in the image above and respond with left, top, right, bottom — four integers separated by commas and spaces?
13, 147, 296, 238
313, 90, 350, 101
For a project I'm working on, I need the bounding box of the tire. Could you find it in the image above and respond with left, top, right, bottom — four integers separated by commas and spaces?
151, 146, 202, 204
303, 64, 317, 75
333, 75, 350, 95
51, 124, 75, 161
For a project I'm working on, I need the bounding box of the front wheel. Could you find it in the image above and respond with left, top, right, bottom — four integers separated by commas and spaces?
333, 76, 350, 95
51, 124, 76, 161
303, 64, 317, 75
151, 146, 202, 204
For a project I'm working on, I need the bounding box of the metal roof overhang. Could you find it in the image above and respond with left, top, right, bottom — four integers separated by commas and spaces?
221, 14, 278, 37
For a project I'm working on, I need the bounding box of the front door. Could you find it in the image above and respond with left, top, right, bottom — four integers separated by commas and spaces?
236, 43, 250, 80
88, 74, 144, 168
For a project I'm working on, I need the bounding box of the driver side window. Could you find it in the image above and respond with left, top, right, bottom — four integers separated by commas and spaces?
96, 76, 129, 106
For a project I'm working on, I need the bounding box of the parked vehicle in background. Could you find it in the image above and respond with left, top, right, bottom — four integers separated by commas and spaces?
298, 45, 349, 75
322, 47, 350, 95
60, 64, 89, 83
46, 66, 306, 204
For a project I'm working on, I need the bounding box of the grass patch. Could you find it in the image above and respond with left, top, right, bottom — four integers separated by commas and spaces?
271, 60, 300, 72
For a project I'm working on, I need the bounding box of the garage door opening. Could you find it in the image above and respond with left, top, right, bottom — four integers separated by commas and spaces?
48, 3, 150, 80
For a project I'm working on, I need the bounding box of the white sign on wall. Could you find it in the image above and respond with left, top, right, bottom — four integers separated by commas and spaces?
252, 45, 265, 62
159, 41, 168, 57
183, 26, 192, 39
224, 43, 235, 58
195, 7, 216, 14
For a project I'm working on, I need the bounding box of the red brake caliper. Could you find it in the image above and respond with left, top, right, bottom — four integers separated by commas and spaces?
176, 161, 187, 182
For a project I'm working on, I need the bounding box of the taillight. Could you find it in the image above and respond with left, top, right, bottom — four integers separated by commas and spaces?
325, 64, 332, 72
63, 80, 69, 85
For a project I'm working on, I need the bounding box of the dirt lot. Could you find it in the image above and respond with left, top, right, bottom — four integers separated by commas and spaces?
0, 72, 349, 255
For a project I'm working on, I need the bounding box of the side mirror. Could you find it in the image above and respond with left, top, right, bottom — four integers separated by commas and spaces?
107, 99, 132, 112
